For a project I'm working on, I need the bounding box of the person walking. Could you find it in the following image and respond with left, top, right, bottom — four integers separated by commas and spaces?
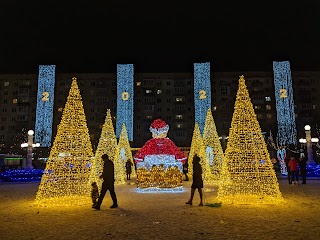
185, 154, 203, 206
288, 156, 299, 185
92, 154, 118, 210
299, 155, 307, 184
183, 160, 189, 181
125, 159, 133, 180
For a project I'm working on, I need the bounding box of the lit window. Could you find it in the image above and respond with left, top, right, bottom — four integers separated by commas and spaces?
266, 105, 271, 110
176, 115, 183, 119
58, 108, 63, 112
13, 99, 18, 104
4, 82, 9, 86
136, 82, 141, 86
177, 124, 183, 128
254, 105, 261, 110
146, 115, 153, 119
265, 96, 271, 102
213, 106, 217, 111
267, 114, 272, 119
176, 97, 183, 102
157, 90, 162, 94
146, 89, 152, 94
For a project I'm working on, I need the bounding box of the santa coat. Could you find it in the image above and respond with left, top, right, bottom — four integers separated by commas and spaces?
134, 138, 187, 164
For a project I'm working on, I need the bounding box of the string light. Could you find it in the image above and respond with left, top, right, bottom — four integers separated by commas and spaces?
36, 77, 94, 206
194, 62, 211, 134
89, 109, 126, 188
118, 123, 136, 177
188, 122, 214, 184
116, 64, 134, 141
217, 76, 283, 204
273, 61, 296, 145
35, 65, 56, 147
203, 108, 224, 180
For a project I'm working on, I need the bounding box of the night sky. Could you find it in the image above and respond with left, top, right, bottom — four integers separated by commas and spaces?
0, 1, 319, 73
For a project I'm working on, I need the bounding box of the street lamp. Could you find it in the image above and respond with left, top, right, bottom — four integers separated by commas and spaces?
300, 125, 318, 166
21, 130, 40, 170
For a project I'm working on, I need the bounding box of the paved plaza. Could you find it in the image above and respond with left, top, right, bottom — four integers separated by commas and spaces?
0, 178, 319, 240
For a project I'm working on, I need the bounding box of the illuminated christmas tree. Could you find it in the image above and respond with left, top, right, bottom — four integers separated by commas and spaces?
118, 123, 136, 177
217, 75, 283, 204
36, 77, 94, 206
203, 108, 224, 180
188, 123, 214, 184
90, 109, 126, 187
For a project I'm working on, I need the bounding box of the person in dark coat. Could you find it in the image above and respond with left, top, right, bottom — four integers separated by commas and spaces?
299, 155, 307, 184
183, 160, 189, 181
92, 154, 118, 210
185, 154, 203, 206
125, 160, 133, 180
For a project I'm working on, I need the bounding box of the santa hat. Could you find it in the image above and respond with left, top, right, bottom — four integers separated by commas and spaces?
149, 119, 169, 135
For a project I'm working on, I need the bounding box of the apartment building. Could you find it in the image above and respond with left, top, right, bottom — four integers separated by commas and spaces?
1, 70, 320, 155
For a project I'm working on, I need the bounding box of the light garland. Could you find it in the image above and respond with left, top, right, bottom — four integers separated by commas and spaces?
277, 148, 288, 175
217, 76, 283, 204
188, 122, 214, 184
89, 109, 126, 188
273, 61, 296, 145
116, 64, 134, 141
203, 108, 225, 180
35, 77, 94, 206
118, 123, 136, 177
194, 62, 211, 134
35, 65, 56, 147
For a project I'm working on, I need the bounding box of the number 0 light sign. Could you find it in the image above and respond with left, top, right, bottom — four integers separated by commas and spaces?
194, 62, 212, 134
35, 65, 56, 147
116, 64, 134, 141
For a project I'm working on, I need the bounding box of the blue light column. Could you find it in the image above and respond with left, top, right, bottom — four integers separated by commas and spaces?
273, 61, 296, 145
116, 64, 134, 141
35, 65, 56, 147
194, 62, 211, 134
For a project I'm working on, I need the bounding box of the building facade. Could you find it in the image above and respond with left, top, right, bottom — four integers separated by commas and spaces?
0, 70, 320, 155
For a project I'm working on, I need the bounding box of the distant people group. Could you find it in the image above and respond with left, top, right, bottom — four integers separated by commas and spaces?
286, 155, 308, 185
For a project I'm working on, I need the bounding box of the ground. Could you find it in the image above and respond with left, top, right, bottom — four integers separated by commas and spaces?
0, 178, 319, 240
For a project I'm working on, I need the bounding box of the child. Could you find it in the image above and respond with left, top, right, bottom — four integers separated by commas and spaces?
91, 182, 99, 206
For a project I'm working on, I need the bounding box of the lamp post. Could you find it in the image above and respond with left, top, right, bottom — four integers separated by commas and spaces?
300, 125, 318, 166
21, 130, 40, 170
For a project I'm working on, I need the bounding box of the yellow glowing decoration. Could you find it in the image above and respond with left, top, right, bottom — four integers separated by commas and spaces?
188, 123, 214, 184
121, 91, 129, 101
203, 108, 225, 180
118, 123, 136, 177
36, 77, 94, 206
217, 76, 283, 204
280, 88, 287, 98
89, 109, 126, 188
199, 89, 207, 99
41, 91, 49, 101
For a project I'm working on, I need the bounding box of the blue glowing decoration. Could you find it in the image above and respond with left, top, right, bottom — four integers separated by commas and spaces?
194, 62, 211, 134
0, 169, 44, 182
273, 61, 296, 145
277, 148, 288, 175
35, 65, 56, 147
206, 146, 214, 166
116, 64, 134, 141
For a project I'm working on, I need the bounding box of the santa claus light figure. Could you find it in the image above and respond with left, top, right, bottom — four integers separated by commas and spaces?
134, 119, 187, 191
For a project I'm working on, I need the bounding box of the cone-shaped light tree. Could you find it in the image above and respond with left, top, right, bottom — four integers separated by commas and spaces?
188, 123, 214, 184
217, 76, 283, 204
89, 109, 126, 187
36, 77, 94, 206
118, 123, 136, 177
203, 108, 225, 180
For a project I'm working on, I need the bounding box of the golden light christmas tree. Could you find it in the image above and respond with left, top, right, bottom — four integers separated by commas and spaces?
203, 108, 225, 181
36, 77, 94, 206
188, 123, 214, 184
118, 123, 136, 177
217, 75, 283, 204
89, 109, 126, 187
